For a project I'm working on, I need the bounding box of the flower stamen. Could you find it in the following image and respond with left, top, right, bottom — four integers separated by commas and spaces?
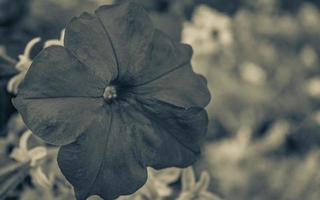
103, 86, 117, 101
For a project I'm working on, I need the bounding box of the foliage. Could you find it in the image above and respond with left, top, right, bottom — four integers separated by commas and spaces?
181, 2, 320, 200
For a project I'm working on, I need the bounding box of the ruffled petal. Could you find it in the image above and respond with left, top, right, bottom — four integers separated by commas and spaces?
18, 46, 105, 98
12, 97, 105, 145
64, 12, 118, 83
54, 97, 207, 200
121, 98, 208, 169
57, 104, 147, 200
134, 62, 211, 108
95, 2, 154, 82
130, 30, 193, 86
94, 3, 209, 110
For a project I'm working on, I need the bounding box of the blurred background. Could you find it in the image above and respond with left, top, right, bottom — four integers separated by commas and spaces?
0, 0, 320, 199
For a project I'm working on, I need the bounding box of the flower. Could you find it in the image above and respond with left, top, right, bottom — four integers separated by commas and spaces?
305, 77, 320, 98
300, 45, 318, 67
240, 62, 267, 85
313, 111, 320, 125
298, 3, 320, 34
177, 167, 221, 200
118, 167, 181, 200
182, 5, 233, 56
13, 2, 211, 200
7, 37, 41, 94
10, 130, 50, 188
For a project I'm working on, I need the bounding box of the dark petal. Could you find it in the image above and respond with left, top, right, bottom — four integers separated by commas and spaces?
18, 46, 104, 98
134, 62, 211, 108
95, 3, 194, 87
122, 98, 208, 169
57, 104, 147, 200
64, 12, 118, 83
12, 97, 105, 145
95, 2, 154, 81
130, 30, 193, 85
94, 2, 208, 110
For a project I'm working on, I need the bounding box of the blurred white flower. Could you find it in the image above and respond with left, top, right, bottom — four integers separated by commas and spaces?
313, 111, 320, 125
49, 0, 78, 9
259, 42, 278, 64
305, 77, 320, 98
298, 3, 320, 34
10, 130, 46, 167
182, 5, 233, 55
252, 14, 275, 36
252, 11, 300, 39
94, 0, 114, 6
177, 167, 222, 200
151, 167, 182, 196
240, 62, 267, 85
211, 126, 252, 163
256, 120, 291, 152
44, 29, 65, 48
252, 0, 277, 13
300, 45, 318, 67
277, 15, 300, 39
10, 130, 51, 188
117, 167, 181, 200
7, 37, 41, 94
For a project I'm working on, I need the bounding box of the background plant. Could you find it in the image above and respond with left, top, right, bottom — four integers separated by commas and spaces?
1, 0, 320, 200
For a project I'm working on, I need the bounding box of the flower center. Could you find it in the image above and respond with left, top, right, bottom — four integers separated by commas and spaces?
103, 86, 117, 101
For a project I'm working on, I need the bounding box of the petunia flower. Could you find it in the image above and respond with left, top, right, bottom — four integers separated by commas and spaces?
13, 2, 211, 200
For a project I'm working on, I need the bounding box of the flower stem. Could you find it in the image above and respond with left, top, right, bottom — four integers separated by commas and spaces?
0, 47, 17, 66
0, 160, 30, 199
